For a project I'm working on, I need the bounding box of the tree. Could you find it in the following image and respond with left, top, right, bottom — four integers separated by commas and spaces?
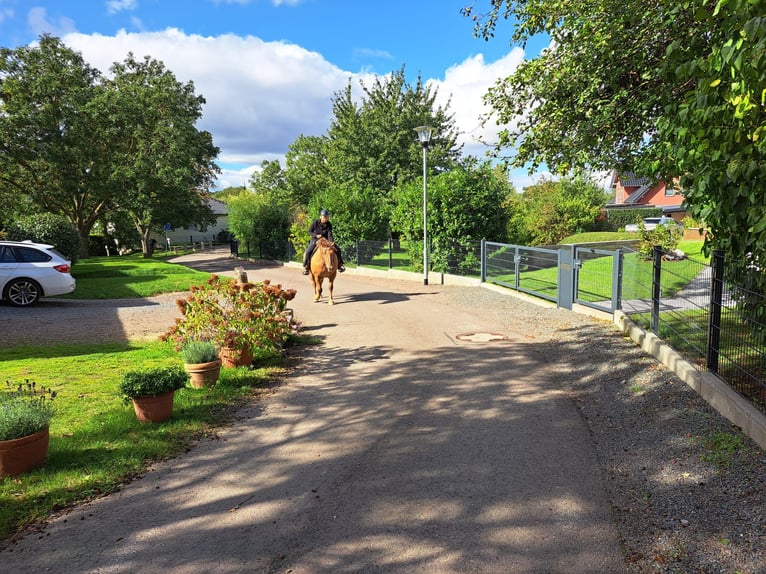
506, 177, 609, 245
284, 135, 331, 207
249, 160, 288, 196
102, 53, 220, 257
284, 67, 462, 222
307, 186, 390, 247
227, 190, 292, 260
0, 36, 112, 254
390, 159, 514, 269
0, 36, 220, 257
463, 1, 766, 265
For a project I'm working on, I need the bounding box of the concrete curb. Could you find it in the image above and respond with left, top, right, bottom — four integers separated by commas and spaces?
615, 310, 766, 451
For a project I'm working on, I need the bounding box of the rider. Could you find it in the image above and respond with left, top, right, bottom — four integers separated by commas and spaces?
302, 208, 345, 274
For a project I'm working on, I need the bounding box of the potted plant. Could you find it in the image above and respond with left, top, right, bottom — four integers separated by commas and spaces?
0, 380, 56, 478
119, 366, 188, 423
161, 275, 299, 368
180, 340, 222, 388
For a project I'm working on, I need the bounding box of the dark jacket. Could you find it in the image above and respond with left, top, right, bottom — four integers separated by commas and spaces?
308, 219, 334, 243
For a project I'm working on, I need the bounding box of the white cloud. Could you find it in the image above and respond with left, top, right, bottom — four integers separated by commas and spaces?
58, 28, 530, 190
27, 7, 76, 38
63, 29, 352, 168
429, 49, 525, 160
106, 0, 138, 15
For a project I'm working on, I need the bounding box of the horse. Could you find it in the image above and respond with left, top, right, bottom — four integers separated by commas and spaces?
309, 237, 338, 304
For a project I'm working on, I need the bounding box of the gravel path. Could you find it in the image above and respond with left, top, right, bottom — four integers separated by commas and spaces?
1, 251, 764, 573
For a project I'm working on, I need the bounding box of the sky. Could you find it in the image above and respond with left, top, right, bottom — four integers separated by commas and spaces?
0, 0, 554, 191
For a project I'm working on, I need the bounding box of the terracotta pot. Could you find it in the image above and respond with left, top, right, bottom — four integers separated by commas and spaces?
131, 391, 175, 423
219, 346, 254, 368
0, 427, 50, 478
184, 359, 222, 388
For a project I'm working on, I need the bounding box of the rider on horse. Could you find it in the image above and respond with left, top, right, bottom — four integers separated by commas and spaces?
302, 209, 345, 274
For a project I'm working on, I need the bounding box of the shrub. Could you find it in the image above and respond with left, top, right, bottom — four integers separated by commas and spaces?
637, 220, 683, 259
6, 213, 82, 263
161, 275, 299, 353
180, 340, 218, 364
118, 366, 188, 402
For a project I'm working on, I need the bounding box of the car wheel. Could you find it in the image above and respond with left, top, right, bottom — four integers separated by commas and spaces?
5, 278, 42, 307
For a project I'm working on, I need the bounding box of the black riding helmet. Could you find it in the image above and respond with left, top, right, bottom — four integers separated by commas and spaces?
320, 209, 330, 217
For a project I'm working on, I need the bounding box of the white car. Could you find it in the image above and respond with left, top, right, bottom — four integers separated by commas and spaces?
0, 240, 76, 306
625, 216, 682, 232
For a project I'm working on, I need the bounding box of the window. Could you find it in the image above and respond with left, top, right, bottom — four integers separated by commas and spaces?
14, 247, 51, 263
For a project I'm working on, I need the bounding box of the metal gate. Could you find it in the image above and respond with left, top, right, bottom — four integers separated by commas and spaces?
573, 246, 623, 313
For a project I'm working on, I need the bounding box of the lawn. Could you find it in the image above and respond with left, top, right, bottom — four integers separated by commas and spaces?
487, 240, 707, 303
0, 254, 302, 542
64, 253, 211, 298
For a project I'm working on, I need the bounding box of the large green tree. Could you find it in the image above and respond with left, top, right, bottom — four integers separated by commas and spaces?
284, 67, 462, 217
0, 36, 219, 256
0, 35, 111, 247
463, 0, 766, 264
104, 54, 220, 256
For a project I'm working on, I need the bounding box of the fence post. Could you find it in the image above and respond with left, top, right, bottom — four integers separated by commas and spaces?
389, 238, 393, 269
612, 249, 623, 311
706, 249, 725, 373
557, 245, 574, 310
480, 239, 486, 282
651, 245, 663, 333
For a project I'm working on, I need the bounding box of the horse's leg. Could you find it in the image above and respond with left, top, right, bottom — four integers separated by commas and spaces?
311, 274, 321, 301
327, 276, 334, 305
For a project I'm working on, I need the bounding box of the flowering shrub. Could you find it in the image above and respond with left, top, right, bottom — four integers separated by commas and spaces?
161, 275, 298, 353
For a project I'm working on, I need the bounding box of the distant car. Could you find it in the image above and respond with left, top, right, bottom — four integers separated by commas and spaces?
0, 240, 76, 306
625, 216, 682, 233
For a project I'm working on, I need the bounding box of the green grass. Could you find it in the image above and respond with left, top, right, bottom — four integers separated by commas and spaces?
64, 253, 211, 299
0, 254, 306, 541
0, 340, 291, 541
491, 240, 707, 303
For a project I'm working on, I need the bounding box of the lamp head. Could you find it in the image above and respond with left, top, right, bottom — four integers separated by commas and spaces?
414, 125, 433, 148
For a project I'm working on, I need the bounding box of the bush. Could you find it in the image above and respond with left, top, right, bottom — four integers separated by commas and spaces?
161, 275, 299, 353
637, 221, 683, 259
605, 207, 663, 231
6, 213, 82, 263
118, 366, 188, 402
180, 340, 218, 364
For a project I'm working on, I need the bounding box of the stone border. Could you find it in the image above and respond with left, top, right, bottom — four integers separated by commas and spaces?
615, 310, 766, 450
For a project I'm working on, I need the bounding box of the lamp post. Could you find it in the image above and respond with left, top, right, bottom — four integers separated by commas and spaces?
414, 125, 433, 285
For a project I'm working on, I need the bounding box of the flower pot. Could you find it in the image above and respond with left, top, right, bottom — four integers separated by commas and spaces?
0, 427, 50, 478
184, 359, 222, 388
219, 346, 254, 368
131, 391, 175, 423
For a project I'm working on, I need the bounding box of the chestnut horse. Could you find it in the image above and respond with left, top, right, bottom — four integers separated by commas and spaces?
309, 237, 338, 304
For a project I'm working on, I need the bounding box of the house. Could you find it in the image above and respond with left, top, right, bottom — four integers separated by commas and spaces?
607, 172, 686, 220
152, 197, 229, 248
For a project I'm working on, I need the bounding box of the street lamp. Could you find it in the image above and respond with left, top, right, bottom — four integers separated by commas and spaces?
414, 125, 433, 285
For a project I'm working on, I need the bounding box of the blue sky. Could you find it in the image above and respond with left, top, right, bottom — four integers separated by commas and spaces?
0, 0, 553, 190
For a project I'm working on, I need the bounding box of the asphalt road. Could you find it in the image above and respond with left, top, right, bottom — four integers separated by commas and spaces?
0, 249, 625, 573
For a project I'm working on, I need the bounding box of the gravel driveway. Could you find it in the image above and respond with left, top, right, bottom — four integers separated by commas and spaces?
1, 249, 763, 573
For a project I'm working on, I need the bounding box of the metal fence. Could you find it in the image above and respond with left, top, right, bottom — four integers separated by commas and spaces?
621, 247, 766, 414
